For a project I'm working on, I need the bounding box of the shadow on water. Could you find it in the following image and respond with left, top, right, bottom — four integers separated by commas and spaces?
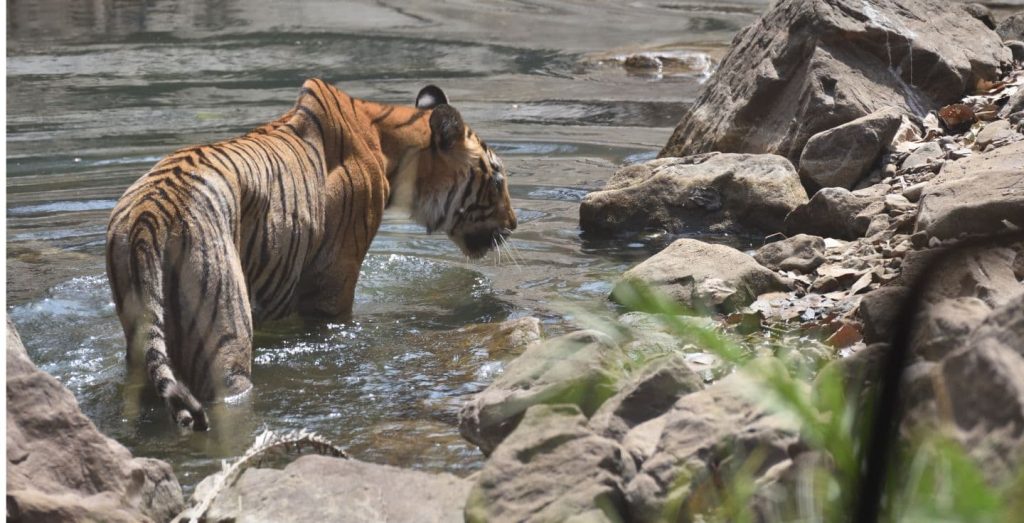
7, 0, 768, 494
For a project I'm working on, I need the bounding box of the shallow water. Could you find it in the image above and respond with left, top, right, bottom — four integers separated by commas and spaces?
7, 0, 766, 493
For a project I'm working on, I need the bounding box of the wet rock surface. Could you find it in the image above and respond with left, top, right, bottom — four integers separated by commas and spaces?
6, 320, 184, 523
579, 153, 807, 236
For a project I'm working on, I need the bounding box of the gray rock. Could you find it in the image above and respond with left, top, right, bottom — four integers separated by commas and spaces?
859, 286, 910, 344
916, 141, 1024, 240
901, 141, 945, 171
579, 153, 807, 236
1006, 40, 1024, 63
613, 239, 789, 313
912, 297, 993, 361
784, 187, 880, 240
963, 3, 996, 30
459, 330, 627, 455
754, 234, 827, 274
1000, 86, 1024, 118
938, 293, 1024, 483
799, 107, 905, 189
204, 455, 471, 523
974, 119, 1014, 149
624, 373, 799, 522
997, 12, 1024, 42
588, 354, 704, 442
6, 320, 184, 523
464, 404, 634, 523
661, 0, 1009, 164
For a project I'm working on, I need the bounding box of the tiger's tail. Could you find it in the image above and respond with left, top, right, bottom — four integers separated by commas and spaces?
115, 214, 210, 431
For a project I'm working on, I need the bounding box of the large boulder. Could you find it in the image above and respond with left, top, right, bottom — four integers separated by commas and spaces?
798, 107, 905, 189
464, 404, 635, 523
6, 320, 184, 523
613, 239, 789, 313
202, 455, 471, 522
916, 141, 1024, 240
624, 373, 800, 521
580, 153, 807, 236
660, 0, 1009, 165
459, 330, 628, 455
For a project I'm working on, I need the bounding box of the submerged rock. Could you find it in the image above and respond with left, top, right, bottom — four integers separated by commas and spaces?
464, 404, 634, 523
204, 455, 471, 523
6, 320, 184, 523
580, 153, 806, 236
660, 0, 1008, 165
613, 239, 789, 313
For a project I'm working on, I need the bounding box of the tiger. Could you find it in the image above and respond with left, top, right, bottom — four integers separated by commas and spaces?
106, 79, 517, 431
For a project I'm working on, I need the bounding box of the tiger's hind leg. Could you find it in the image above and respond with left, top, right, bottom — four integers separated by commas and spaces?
163, 231, 255, 408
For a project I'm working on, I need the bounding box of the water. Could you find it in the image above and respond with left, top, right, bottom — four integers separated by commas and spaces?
6, 0, 766, 493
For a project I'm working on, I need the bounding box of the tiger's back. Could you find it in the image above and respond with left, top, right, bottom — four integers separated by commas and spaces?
106, 79, 517, 430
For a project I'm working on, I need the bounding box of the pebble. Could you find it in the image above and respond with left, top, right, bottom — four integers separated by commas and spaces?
975, 120, 1013, 150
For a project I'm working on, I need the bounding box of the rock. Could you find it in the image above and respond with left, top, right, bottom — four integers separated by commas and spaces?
859, 286, 910, 344
754, 234, 827, 273
1000, 86, 1024, 118
901, 141, 945, 171
579, 153, 807, 236
997, 12, 1024, 42
459, 330, 626, 455
911, 245, 1021, 307
916, 141, 1024, 240
624, 373, 799, 521
912, 297, 992, 361
937, 293, 1024, 483
660, 0, 1009, 163
974, 119, 1014, 149
464, 404, 634, 523
798, 107, 905, 189
963, 3, 996, 30
460, 316, 542, 358
203, 455, 471, 523
588, 354, 704, 442
612, 239, 789, 313
1006, 40, 1024, 63
6, 320, 184, 523
784, 187, 880, 240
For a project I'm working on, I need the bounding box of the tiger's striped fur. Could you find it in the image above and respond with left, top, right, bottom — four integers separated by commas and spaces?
106, 79, 516, 430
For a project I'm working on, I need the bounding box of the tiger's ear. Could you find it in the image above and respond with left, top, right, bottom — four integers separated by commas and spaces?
415, 85, 448, 109
429, 105, 466, 151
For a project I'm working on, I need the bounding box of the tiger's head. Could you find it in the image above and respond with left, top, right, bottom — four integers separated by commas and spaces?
392, 85, 517, 259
